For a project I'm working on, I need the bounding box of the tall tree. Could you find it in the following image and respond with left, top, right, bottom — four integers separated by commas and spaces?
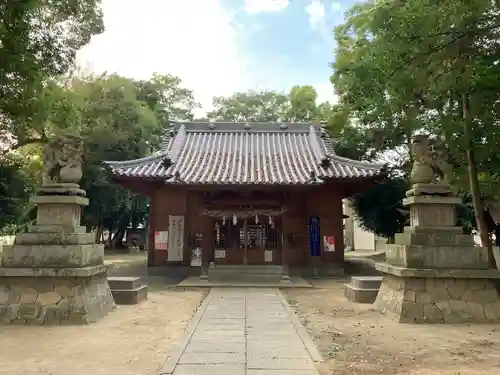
0, 0, 104, 142
331, 0, 500, 252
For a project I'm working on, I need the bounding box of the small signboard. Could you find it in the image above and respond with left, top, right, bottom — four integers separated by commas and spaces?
264, 250, 273, 262
323, 236, 335, 252
154, 231, 168, 250
214, 250, 226, 259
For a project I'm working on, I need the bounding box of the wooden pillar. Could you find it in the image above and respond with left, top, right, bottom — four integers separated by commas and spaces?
200, 215, 213, 277
147, 202, 155, 267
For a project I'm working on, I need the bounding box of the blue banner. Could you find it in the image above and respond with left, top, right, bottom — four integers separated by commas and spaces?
308, 216, 321, 257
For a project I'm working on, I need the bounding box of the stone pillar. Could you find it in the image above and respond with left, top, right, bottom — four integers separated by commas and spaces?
374, 185, 500, 323
0, 135, 115, 325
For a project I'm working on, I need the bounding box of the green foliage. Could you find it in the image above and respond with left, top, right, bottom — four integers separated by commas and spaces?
350, 178, 409, 239
0, 0, 104, 123
207, 86, 333, 123
0, 154, 37, 233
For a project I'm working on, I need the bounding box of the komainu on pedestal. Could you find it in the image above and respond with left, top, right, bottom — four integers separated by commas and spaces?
0, 135, 116, 325
374, 134, 500, 323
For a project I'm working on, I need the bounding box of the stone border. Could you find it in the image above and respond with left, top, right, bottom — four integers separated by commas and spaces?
0, 264, 110, 277
278, 290, 323, 363
158, 290, 213, 375
375, 262, 500, 278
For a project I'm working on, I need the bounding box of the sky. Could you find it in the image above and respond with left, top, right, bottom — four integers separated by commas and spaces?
76, 0, 357, 114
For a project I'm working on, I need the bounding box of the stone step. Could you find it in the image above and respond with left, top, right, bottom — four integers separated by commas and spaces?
110, 285, 148, 305
107, 276, 142, 290
344, 284, 380, 304
350, 276, 383, 289
209, 265, 283, 275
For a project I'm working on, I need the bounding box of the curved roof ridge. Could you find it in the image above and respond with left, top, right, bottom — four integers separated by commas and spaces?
329, 153, 385, 170
103, 152, 168, 167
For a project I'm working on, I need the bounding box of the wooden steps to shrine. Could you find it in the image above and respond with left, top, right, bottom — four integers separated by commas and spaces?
208, 265, 285, 281
108, 276, 148, 305
344, 276, 382, 304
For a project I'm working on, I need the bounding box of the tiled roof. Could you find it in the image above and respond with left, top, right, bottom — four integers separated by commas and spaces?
103, 122, 384, 185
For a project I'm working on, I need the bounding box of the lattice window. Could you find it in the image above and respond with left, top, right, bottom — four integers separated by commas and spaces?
188, 233, 202, 248
214, 219, 231, 249
286, 234, 301, 249
245, 219, 278, 249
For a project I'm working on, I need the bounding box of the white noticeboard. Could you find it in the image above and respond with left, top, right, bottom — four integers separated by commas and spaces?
214, 250, 226, 259
167, 215, 184, 262
154, 231, 168, 250
264, 250, 273, 263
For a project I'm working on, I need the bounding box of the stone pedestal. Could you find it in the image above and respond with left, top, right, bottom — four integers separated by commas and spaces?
375, 190, 500, 323
0, 193, 116, 325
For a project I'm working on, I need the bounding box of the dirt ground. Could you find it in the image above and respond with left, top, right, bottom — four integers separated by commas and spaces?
0, 255, 208, 375
284, 279, 500, 375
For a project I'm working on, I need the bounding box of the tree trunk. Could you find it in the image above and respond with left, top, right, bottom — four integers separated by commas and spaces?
110, 214, 130, 249
461, 94, 494, 266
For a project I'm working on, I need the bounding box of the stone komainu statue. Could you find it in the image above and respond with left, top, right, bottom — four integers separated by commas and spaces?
410, 134, 452, 185
42, 135, 84, 186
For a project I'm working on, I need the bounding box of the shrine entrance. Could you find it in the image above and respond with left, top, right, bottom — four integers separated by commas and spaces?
212, 215, 282, 265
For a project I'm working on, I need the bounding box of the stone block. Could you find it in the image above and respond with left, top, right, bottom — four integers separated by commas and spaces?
344, 283, 379, 303
395, 231, 474, 247
110, 285, 148, 305
0, 272, 116, 325
374, 262, 500, 279
14, 232, 95, 246
374, 274, 500, 324
0, 264, 110, 277
31, 195, 88, 228
385, 244, 489, 269
107, 276, 141, 290
28, 225, 86, 233
350, 276, 383, 289
1, 243, 104, 268
403, 195, 461, 227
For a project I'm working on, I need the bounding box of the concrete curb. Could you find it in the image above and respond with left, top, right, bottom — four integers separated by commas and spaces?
158, 290, 213, 375
278, 290, 323, 363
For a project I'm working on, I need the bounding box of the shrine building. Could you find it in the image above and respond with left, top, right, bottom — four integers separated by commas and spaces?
103, 121, 385, 277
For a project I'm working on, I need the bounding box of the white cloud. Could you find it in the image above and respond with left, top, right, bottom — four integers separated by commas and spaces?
244, 0, 289, 15
76, 0, 251, 115
305, 0, 326, 30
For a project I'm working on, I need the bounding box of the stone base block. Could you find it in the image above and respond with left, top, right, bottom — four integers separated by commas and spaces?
111, 285, 148, 305
344, 284, 379, 304
1, 243, 104, 268
374, 274, 500, 323
350, 276, 383, 289
395, 231, 474, 247
14, 232, 95, 246
0, 271, 116, 325
108, 276, 141, 290
28, 225, 87, 233
385, 244, 489, 270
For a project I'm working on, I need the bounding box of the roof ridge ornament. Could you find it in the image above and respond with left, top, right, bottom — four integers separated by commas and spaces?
244, 122, 252, 130
168, 122, 177, 136
279, 122, 288, 130
162, 157, 173, 169
208, 121, 216, 130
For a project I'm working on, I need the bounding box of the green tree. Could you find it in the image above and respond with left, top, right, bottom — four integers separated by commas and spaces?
0, 0, 103, 131
330, 0, 500, 253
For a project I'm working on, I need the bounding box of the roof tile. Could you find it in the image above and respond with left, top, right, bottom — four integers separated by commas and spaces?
103, 122, 384, 185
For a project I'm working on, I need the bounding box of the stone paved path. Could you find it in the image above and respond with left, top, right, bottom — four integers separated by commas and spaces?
161, 288, 321, 375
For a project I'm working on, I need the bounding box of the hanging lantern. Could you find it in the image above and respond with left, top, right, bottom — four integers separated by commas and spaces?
233, 214, 238, 225
255, 215, 259, 224
268, 216, 274, 228
215, 221, 219, 230
222, 216, 226, 225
